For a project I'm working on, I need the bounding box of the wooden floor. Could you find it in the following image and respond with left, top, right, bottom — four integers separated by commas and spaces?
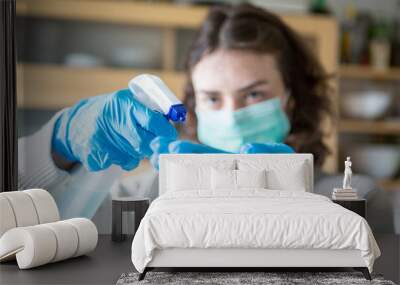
0, 235, 133, 285
0, 234, 398, 284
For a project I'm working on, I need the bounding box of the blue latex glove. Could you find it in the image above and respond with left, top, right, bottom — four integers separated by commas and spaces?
240, 142, 295, 154
150, 137, 229, 170
52, 89, 177, 171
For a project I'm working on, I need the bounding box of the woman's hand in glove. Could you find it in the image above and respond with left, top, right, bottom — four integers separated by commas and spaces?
240, 142, 295, 154
51, 89, 177, 171
149, 137, 229, 170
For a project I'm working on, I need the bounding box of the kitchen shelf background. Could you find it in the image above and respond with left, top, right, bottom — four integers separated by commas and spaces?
16, 0, 400, 190
16, 0, 339, 174
338, 72, 400, 191
20, 0, 400, 189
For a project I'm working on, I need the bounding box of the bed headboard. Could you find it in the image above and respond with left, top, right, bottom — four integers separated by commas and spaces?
159, 154, 314, 195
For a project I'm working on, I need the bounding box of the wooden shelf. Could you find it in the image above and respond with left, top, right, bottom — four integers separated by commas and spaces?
17, 63, 186, 109
16, 0, 209, 28
339, 64, 400, 81
16, 0, 337, 35
339, 119, 400, 135
377, 179, 400, 191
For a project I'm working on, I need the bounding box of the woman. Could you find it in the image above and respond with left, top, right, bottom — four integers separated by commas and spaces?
19, 4, 394, 234
152, 3, 333, 168
133, 4, 394, 234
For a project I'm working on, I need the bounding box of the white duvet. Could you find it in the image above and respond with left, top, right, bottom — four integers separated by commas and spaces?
131, 190, 380, 273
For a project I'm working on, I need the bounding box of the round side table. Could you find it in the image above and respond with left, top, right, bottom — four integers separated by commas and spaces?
112, 197, 150, 242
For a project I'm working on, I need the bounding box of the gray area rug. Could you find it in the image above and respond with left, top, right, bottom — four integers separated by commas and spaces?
116, 272, 396, 285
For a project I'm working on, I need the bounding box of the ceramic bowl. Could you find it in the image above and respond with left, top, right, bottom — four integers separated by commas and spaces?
64, 53, 104, 67
110, 47, 159, 69
350, 144, 400, 179
341, 90, 392, 119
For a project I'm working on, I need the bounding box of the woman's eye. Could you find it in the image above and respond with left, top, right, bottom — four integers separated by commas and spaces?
245, 91, 265, 101
207, 96, 220, 105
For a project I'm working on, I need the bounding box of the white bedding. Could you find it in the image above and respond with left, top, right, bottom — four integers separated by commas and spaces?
131, 190, 380, 273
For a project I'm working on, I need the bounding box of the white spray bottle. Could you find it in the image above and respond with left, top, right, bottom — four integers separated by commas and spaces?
129, 74, 187, 122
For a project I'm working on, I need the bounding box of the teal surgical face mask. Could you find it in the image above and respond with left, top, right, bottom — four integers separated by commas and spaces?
195, 97, 290, 152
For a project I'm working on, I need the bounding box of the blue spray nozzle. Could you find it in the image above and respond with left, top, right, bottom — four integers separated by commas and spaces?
129, 74, 187, 122
167, 104, 187, 122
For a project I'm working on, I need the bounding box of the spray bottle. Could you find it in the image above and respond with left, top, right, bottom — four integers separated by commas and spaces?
129, 74, 187, 122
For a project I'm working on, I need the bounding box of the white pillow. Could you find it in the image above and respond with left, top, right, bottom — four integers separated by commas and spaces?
237, 169, 267, 189
166, 163, 209, 191
211, 169, 236, 190
267, 164, 307, 191
211, 169, 268, 190
238, 159, 309, 191
166, 160, 235, 192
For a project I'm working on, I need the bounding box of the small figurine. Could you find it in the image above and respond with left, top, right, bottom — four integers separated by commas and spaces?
332, 157, 357, 200
343, 156, 352, 190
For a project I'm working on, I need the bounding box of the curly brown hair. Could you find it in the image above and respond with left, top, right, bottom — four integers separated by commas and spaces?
179, 3, 334, 167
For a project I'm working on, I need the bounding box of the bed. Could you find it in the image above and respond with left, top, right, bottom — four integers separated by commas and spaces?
131, 154, 380, 280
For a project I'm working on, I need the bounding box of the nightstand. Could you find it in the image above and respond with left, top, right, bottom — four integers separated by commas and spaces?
332, 199, 366, 218
112, 197, 150, 242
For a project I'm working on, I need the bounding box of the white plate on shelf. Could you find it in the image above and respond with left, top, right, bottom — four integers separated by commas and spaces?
110, 47, 159, 69
64, 53, 104, 67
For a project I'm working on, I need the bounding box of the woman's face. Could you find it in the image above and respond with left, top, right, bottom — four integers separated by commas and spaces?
192, 49, 287, 112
